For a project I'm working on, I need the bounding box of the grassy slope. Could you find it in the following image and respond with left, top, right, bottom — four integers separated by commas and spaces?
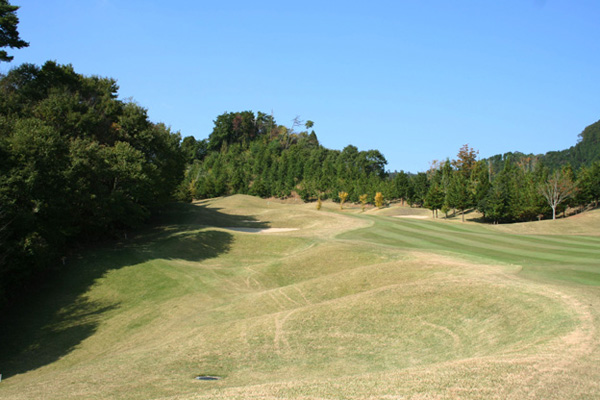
0, 197, 599, 399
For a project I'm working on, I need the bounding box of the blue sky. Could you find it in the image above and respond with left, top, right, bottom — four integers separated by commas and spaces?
5, 0, 600, 172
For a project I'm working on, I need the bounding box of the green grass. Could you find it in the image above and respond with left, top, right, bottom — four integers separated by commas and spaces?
1, 196, 599, 399
340, 213, 600, 285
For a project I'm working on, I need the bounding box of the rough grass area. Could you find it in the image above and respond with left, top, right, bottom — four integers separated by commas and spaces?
1, 195, 599, 399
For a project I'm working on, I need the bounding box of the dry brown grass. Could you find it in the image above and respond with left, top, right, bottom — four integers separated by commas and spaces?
1, 195, 599, 399
492, 208, 600, 236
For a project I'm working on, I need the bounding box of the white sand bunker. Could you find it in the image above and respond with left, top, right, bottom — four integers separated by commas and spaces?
224, 227, 299, 233
393, 215, 429, 219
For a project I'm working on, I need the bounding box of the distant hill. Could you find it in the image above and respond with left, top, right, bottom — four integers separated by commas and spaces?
486, 118, 600, 173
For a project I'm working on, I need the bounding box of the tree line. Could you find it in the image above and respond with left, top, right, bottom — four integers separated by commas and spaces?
486, 119, 600, 173
423, 146, 600, 223
180, 112, 600, 226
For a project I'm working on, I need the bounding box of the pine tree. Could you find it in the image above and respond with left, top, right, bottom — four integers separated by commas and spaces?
446, 173, 471, 222
0, 0, 29, 62
424, 183, 444, 218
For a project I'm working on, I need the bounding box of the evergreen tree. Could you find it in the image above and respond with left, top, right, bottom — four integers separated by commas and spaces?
576, 161, 600, 208
424, 183, 444, 218
409, 173, 429, 206
0, 0, 28, 62
392, 171, 411, 205
479, 161, 513, 223
446, 172, 471, 222
472, 160, 491, 209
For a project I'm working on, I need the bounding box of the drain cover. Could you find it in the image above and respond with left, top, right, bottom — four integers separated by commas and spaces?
195, 375, 221, 381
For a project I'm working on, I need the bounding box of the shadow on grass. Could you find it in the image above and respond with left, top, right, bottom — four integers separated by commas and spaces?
0, 201, 267, 379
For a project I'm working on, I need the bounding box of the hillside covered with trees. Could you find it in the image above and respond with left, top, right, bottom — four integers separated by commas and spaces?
180, 111, 600, 224
487, 119, 600, 173
178, 111, 389, 203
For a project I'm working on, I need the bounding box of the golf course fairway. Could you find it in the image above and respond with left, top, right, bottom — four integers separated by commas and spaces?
1, 195, 599, 399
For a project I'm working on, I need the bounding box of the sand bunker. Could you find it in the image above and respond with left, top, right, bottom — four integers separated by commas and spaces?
224, 227, 299, 233
393, 215, 429, 219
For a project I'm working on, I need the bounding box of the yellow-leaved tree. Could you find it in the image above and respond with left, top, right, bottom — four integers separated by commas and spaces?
375, 192, 384, 208
359, 194, 368, 211
339, 191, 349, 210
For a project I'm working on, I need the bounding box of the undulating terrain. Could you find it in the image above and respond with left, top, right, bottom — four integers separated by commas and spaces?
1, 195, 599, 399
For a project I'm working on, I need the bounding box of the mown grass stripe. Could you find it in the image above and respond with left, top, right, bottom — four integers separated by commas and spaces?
393, 218, 600, 251
393, 219, 600, 259
527, 234, 600, 246
347, 223, 536, 266
390, 216, 600, 242
345, 218, 598, 268
496, 234, 600, 251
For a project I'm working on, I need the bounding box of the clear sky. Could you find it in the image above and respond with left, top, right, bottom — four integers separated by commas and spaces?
5, 0, 600, 172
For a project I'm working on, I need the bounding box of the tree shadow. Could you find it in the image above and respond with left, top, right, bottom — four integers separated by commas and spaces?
0, 201, 268, 379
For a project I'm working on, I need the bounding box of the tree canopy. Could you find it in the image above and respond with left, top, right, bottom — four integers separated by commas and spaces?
181, 111, 389, 203
486, 119, 600, 173
0, 61, 184, 309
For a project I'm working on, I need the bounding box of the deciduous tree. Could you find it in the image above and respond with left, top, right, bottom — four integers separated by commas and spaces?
539, 170, 577, 220
359, 194, 368, 211
453, 144, 478, 178
374, 192, 384, 208
0, 61, 184, 309
338, 191, 349, 209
